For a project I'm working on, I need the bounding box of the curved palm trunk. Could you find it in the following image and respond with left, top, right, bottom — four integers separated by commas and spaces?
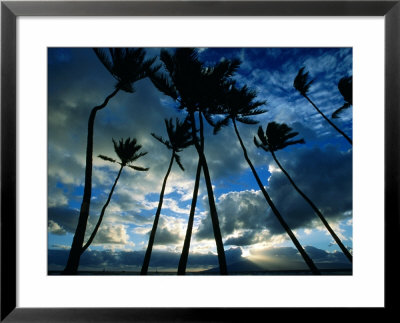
63, 88, 120, 274
232, 119, 320, 275
269, 150, 352, 263
141, 151, 175, 275
80, 164, 124, 254
303, 95, 352, 145
189, 111, 228, 275
178, 159, 202, 275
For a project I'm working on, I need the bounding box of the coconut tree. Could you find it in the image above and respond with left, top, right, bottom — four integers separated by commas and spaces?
80, 137, 149, 254
293, 67, 352, 145
332, 76, 352, 119
177, 159, 201, 275
63, 48, 159, 274
150, 48, 240, 275
178, 117, 203, 276
212, 84, 321, 275
141, 118, 193, 275
254, 122, 353, 263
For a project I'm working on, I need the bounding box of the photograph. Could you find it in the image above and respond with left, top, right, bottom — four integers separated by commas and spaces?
47, 47, 353, 276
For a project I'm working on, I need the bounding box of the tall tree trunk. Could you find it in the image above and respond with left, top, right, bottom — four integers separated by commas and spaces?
269, 150, 352, 263
304, 95, 352, 145
189, 111, 228, 275
81, 164, 124, 254
63, 88, 119, 275
178, 159, 202, 275
232, 119, 320, 275
141, 151, 175, 275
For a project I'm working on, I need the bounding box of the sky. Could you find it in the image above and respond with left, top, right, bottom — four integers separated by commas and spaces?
48, 47, 353, 273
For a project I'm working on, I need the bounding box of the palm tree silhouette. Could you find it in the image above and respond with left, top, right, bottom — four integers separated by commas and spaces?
254, 122, 352, 263
150, 48, 240, 275
332, 76, 352, 119
63, 48, 158, 274
141, 118, 193, 275
294, 67, 352, 145
212, 84, 321, 275
177, 159, 201, 275
81, 137, 149, 254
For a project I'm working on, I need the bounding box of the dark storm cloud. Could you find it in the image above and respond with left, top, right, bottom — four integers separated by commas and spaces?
196, 145, 352, 243
267, 145, 352, 228
153, 227, 181, 245
224, 231, 260, 247
48, 207, 79, 233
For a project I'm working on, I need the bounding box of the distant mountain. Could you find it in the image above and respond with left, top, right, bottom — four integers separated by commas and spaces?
200, 259, 352, 275
314, 262, 352, 270
202, 258, 266, 274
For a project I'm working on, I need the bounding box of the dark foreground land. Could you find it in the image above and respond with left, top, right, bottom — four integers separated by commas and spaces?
49, 268, 352, 276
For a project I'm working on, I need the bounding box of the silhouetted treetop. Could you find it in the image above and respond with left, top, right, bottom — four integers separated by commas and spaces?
332, 75, 352, 119
254, 122, 305, 152
293, 67, 314, 96
211, 82, 267, 134
150, 48, 241, 115
151, 117, 194, 171
93, 48, 160, 93
99, 137, 149, 171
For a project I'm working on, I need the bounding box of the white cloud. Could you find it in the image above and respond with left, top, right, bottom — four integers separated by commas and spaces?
90, 223, 131, 246
48, 220, 67, 235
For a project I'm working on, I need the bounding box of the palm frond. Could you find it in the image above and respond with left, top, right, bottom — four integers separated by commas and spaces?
217, 83, 267, 126
253, 136, 268, 150
294, 67, 314, 95
242, 107, 268, 116
159, 49, 176, 80
262, 122, 305, 152
149, 72, 178, 100
93, 48, 114, 76
174, 153, 185, 171
338, 76, 352, 105
132, 151, 148, 161
158, 48, 242, 115
332, 103, 351, 119
236, 116, 259, 125
333, 75, 352, 118
151, 133, 171, 149
213, 116, 231, 134
256, 126, 268, 146
112, 137, 147, 166
128, 165, 149, 172
93, 48, 158, 93
98, 154, 117, 164
202, 111, 217, 128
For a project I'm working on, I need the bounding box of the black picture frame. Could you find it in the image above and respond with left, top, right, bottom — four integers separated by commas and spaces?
1, 1, 399, 321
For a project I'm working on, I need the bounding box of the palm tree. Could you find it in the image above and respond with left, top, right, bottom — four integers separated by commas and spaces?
63, 48, 158, 274
254, 122, 353, 263
141, 118, 193, 275
212, 84, 321, 275
178, 117, 203, 276
150, 48, 240, 275
81, 137, 149, 254
177, 159, 201, 275
332, 76, 352, 119
293, 67, 352, 145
